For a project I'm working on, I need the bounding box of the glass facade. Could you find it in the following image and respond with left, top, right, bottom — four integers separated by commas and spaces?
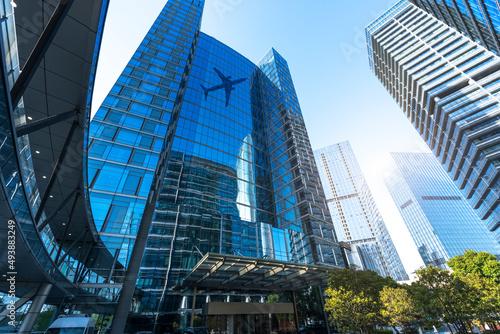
409, 0, 500, 55
314, 141, 409, 281
367, 1, 500, 242
88, 0, 203, 268
385, 152, 500, 269
88, 0, 344, 331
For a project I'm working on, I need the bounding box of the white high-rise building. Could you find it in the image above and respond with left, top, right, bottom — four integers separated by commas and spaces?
314, 141, 409, 281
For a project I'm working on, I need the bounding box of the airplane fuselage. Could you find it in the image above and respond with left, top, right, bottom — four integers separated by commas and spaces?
200, 68, 247, 106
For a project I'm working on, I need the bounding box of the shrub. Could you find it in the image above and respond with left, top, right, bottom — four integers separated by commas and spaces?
375, 330, 393, 334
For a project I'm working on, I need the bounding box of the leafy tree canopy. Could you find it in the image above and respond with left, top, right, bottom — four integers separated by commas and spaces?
447, 250, 500, 283
325, 286, 379, 334
33, 306, 56, 331
328, 268, 397, 300
267, 294, 280, 303
326, 268, 398, 333
322, 253, 500, 334
380, 286, 422, 331
412, 265, 478, 333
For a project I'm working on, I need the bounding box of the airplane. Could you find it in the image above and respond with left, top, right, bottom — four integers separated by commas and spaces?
200, 68, 247, 107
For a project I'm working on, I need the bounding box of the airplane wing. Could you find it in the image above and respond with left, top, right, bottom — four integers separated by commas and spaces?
225, 88, 231, 107
206, 83, 224, 93
213, 68, 228, 81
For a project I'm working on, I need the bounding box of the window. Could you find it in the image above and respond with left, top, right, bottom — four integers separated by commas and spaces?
122, 174, 142, 195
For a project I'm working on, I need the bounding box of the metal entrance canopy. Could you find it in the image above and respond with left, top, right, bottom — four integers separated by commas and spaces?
180, 253, 339, 291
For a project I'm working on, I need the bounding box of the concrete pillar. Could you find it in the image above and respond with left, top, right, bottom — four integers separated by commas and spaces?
180, 310, 188, 330
227, 315, 234, 334
18, 283, 52, 334
0, 288, 37, 322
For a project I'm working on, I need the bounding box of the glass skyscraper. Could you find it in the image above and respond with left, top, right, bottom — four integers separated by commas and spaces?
88, 0, 344, 331
409, 0, 500, 55
367, 0, 500, 242
314, 141, 409, 281
385, 152, 500, 269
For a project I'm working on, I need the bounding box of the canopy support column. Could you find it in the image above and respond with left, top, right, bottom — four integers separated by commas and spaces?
191, 286, 198, 328
291, 290, 299, 333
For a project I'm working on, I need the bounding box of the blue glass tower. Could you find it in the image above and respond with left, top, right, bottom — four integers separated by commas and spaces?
88, 0, 344, 331
314, 141, 409, 281
88, 0, 203, 269
385, 152, 500, 269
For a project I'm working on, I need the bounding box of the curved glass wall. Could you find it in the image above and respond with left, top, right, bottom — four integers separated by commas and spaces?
0, 0, 115, 301
88, 1, 345, 332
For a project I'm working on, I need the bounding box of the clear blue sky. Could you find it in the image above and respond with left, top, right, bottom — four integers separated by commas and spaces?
92, 0, 428, 275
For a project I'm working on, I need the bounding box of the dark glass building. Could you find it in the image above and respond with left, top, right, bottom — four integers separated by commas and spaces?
88, 0, 344, 331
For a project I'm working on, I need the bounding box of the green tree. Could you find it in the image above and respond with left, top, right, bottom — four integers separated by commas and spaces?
328, 268, 398, 300
447, 251, 500, 330
325, 268, 397, 333
325, 286, 379, 334
406, 282, 442, 330
33, 306, 56, 331
412, 265, 477, 333
380, 286, 422, 332
267, 294, 280, 303
460, 274, 500, 329
448, 250, 500, 283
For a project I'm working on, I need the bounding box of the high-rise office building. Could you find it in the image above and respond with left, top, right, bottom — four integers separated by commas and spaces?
314, 141, 409, 281
367, 0, 500, 242
88, 0, 344, 331
385, 152, 500, 269
409, 0, 500, 55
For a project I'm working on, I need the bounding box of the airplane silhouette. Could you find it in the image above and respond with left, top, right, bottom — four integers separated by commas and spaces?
200, 68, 247, 107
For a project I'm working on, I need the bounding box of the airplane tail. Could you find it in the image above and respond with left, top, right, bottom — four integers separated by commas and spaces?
200, 84, 209, 100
